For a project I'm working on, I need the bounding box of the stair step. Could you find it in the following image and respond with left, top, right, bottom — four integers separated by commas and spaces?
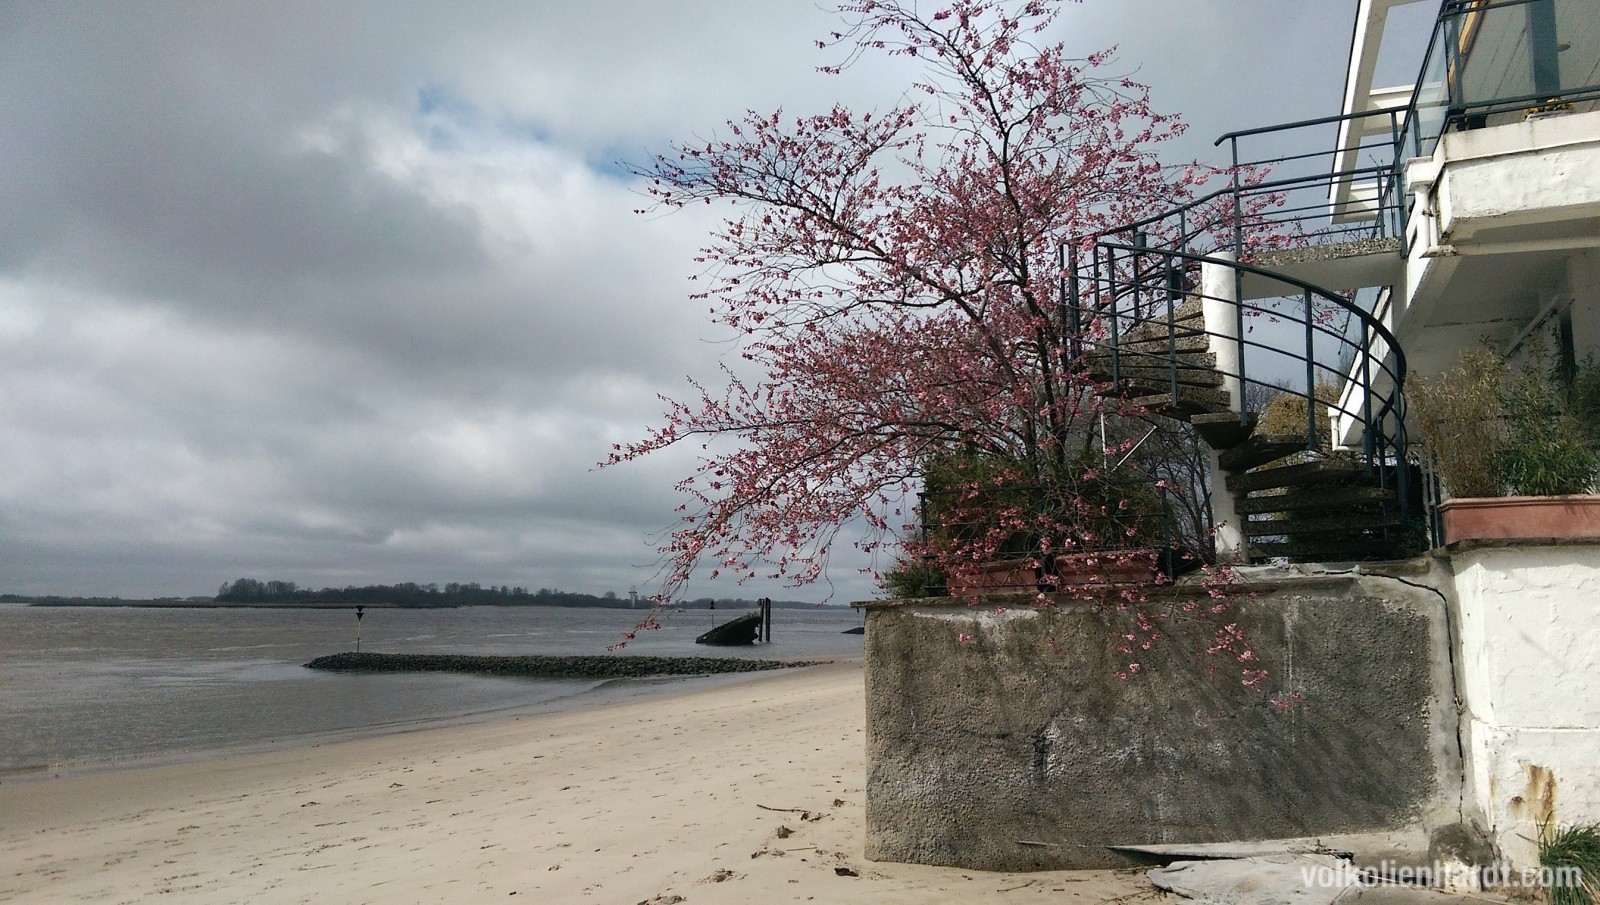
1161, 299, 1205, 324
1088, 350, 1209, 370
1087, 363, 1225, 389
1088, 349, 1216, 370
1235, 485, 1396, 515
1116, 327, 1213, 352
1121, 393, 1232, 420
1225, 458, 1363, 493
1219, 435, 1312, 472
1118, 317, 1208, 345
1243, 512, 1404, 538
1113, 301, 1206, 338
1104, 296, 1203, 325
1250, 538, 1397, 561
1114, 381, 1230, 407
1101, 333, 1212, 356
1191, 412, 1256, 449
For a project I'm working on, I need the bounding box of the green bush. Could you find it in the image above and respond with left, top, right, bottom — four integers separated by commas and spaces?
1256, 379, 1340, 448
877, 556, 940, 599
1572, 355, 1600, 450
916, 447, 1167, 563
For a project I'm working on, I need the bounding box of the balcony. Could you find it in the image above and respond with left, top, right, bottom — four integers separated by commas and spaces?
1402, 0, 1600, 162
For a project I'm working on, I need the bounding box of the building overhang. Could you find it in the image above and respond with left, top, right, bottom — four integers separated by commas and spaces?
1329, 0, 1431, 223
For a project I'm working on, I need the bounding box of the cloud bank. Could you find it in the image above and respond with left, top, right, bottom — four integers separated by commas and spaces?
0, 1, 1356, 600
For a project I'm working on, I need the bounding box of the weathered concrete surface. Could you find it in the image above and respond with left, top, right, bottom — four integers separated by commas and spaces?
862, 568, 1463, 871
1116, 841, 1352, 860
1149, 854, 1358, 905
1447, 540, 1600, 868
1336, 885, 1513, 905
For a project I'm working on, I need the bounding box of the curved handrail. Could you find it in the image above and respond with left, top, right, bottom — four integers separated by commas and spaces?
1213, 106, 1409, 147
1054, 93, 1421, 563
1088, 240, 1409, 475
1094, 241, 1407, 396
1090, 186, 1234, 247
1083, 238, 1414, 557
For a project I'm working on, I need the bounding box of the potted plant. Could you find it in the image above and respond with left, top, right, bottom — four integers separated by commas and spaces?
1410, 347, 1600, 545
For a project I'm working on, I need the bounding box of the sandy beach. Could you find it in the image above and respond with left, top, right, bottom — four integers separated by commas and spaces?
0, 661, 1152, 904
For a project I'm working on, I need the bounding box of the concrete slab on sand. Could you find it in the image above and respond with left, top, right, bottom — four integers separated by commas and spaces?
1150, 854, 1359, 905
1113, 841, 1351, 861
1148, 856, 1511, 905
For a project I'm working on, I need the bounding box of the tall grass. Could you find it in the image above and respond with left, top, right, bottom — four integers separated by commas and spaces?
1539, 821, 1600, 905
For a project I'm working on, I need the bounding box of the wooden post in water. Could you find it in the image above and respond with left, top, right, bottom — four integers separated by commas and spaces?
759, 597, 772, 643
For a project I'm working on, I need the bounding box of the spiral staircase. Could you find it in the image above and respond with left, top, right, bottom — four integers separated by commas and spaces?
1069, 201, 1416, 565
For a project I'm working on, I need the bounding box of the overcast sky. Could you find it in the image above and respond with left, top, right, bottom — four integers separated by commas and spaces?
0, 1, 1431, 601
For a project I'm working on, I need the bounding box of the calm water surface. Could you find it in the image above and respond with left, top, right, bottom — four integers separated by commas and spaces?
0, 604, 864, 776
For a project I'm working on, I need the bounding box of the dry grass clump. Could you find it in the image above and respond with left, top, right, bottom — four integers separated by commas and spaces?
1409, 349, 1508, 498
1411, 348, 1598, 498
1255, 379, 1341, 451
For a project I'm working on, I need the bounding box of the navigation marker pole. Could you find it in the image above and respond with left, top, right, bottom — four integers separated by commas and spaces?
355, 605, 365, 653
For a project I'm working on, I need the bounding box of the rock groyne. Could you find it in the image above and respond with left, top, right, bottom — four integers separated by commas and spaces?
304, 652, 821, 679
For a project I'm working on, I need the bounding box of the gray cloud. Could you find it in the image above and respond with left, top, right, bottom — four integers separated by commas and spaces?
1, 1, 1373, 601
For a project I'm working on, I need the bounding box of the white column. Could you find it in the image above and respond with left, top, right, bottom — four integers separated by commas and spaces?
1571, 249, 1600, 359
1201, 254, 1245, 564
1201, 254, 1242, 412
1208, 447, 1244, 564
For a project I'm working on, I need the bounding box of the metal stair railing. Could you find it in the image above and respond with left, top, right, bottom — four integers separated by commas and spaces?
1402, 0, 1600, 172
1053, 98, 1427, 558
1076, 240, 1413, 551
1059, 106, 1411, 374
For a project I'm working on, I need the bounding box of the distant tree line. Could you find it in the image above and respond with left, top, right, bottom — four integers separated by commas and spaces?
214, 579, 634, 608
212, 579, 826, 609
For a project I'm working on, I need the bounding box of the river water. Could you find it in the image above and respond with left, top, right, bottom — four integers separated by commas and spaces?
0, 603, 864, 777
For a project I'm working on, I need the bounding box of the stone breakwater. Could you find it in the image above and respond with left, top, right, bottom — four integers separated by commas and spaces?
304, 651, 823, 679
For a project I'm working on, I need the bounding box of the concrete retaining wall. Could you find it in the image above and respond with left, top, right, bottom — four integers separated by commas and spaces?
862, 567, 1465, 871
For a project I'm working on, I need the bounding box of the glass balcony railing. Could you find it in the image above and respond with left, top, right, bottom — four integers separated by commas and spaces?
1400, 0, 1600, 163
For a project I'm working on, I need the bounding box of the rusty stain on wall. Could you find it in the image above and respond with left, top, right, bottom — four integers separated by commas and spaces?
1508, 763, 1558, 827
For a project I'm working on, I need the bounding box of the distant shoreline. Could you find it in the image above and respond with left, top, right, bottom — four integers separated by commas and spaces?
16, 599, 445, 609
6, 598, 845, 610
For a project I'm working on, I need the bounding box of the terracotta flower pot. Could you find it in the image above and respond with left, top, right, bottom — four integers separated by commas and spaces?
1054, 551, 1161, 585
949, 551, 1162, 597
1436, 495, 1600, 545
947, 559, 1039, 597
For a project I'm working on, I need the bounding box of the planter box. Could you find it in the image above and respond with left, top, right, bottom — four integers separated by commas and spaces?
1437, 495, 1600, 545
949, 551, 1161, 597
